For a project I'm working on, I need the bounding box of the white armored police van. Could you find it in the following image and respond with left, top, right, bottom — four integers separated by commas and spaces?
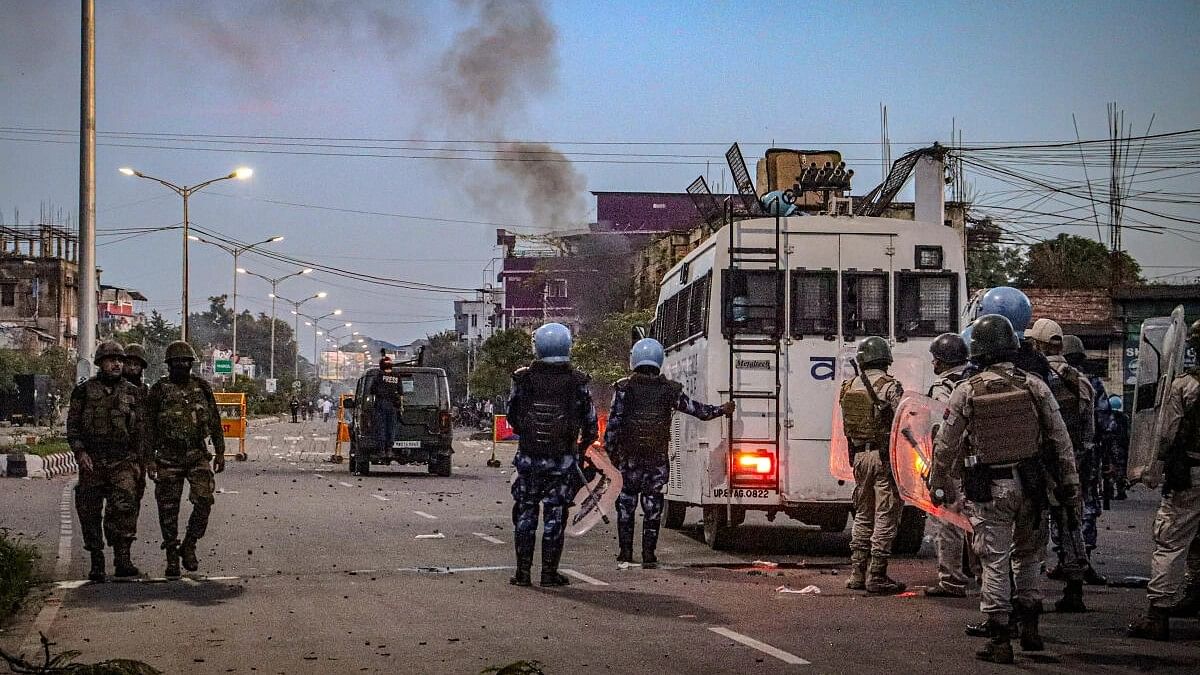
653, 210, 967, 550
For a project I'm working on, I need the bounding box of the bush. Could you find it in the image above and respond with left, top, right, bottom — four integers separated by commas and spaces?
0, 528, 39, 621
22, 436, 72, 458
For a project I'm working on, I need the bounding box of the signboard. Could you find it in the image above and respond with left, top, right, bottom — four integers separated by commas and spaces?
265, 378, 277, 394
214, 359, 233, 375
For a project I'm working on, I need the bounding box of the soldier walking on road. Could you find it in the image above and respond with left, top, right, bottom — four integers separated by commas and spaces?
68, 341, 145, 582
507, 323, 598, 587
840, 336, 906, 594
122, 343, 150, 503
1128, 319, 1200, 641
145, 341, 226, 579
924, 332, 972, 598
929, 314, 1080, 664
605, 338, 733, 568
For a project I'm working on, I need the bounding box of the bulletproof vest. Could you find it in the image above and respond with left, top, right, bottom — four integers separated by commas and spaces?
965, 368, 1041, 465
515, 365, 584, 456
79, 378, 138, 454
1048, 363, 1085, 449
154, 378, 215, 450
616, 374, 682, 459
839, 372, 895, 449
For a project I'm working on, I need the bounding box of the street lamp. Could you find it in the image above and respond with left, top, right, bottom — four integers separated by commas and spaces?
239, 267, 313, 379
188, 233, 282, 373
119, 166, 252, 340
298, 309, 342, 379
278, 292, 327, 377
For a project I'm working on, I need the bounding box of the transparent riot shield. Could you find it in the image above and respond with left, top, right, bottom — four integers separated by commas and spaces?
1128, 306, 1188, 487
889, 393, 972, 533
567, 443, 623, 537
829, 346, 932, 483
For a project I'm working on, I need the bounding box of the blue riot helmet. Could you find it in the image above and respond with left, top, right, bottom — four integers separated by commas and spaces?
1109, 395, 1123, 412
960, 321, 976, 346
532, 322, 572, 364
630, 338, 665, 371
977, 286, 1033, 336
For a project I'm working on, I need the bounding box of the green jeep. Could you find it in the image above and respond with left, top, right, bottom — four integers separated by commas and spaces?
346, 366, 454, 476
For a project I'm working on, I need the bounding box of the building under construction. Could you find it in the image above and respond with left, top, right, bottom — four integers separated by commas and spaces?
0, 223, 84, 351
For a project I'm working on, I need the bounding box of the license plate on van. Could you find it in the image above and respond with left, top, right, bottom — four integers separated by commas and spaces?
393, 440, 421, 449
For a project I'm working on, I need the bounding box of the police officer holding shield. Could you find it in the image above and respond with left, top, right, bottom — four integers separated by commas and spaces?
925, 332, 972, 598
930, 315, 1078, 664
507, 323, 598, 587
605, 338, 733, 568
840, 336, 906, 594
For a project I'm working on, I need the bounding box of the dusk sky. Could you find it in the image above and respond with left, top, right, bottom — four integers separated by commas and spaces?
2, 0, 1198, 354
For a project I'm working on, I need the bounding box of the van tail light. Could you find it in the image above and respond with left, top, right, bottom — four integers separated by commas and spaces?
439, 411, 452, 433
731, 447, 777, 489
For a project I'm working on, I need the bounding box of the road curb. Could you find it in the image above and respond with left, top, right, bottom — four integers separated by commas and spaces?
3, 451, 78, 479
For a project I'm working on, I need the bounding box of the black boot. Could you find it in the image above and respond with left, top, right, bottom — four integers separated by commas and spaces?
616, 547, 634, 564
1055, 579, 1087, 613
975, 615, 1014, 664
1127, 605, 1170, 641
540, 544, 570, 587
164, 542, 181, 580
112, 543, 140, 578
617, 513, 635, 565
510, 533, 534, 587
641, 518, 660, 569
88, 550, 106, 582
1015, 600, 1044, 651
180, 536, 199, 572
1169, 579, 1200, 617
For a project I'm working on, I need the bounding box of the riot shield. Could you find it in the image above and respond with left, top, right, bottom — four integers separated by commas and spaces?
567, 443, 623, 537
828, 346, 933, 483
889, 393, 973, 533
1128, 305, 1188, 486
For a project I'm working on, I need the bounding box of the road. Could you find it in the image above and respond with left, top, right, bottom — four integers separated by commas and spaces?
1, 420, 1196, 674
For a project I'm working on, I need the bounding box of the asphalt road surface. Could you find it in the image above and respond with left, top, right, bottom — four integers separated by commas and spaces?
1, 420, 1197, 674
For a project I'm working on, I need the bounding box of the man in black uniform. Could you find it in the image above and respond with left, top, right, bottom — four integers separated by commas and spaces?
371, 356, 402, 453
507, 323, 598, 587
605, 338, 732, 568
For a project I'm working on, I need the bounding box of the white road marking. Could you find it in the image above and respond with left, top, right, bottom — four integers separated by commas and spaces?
446, 565, 512, 573
55, 580, 89, 589
312, 437, 331, 441
253, 436, 270, 440
216, 489, 239, 494
205, 576, 240, 581
413, 510, 438, 520
339, 481, 355, 487
708, 627, 809, 665
284, 436, 303, 441
560, 569, 608, 586
313, 473, 325, 479
414, 533, 445, 539
371, 494, 390, 501
473, 532, 504, 544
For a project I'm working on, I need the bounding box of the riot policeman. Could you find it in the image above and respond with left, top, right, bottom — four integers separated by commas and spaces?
605, 338, 733, 568
1027, 322, 1102, 605
507, 323, 598, 587
973, 287, 1051, 382
925, 332, 972, 597
67, 341, 145, 581
840, 336, 906, 594
1062, 333, 1109, 582
930, 314, 1079, 663
1107, 394, 1130, 499
145, 341, 226, 579
1128, 319, 1200, 640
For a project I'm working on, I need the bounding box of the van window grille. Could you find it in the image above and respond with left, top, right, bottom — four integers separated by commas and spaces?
842, 272, 888, 338
721, 269, 784, 338
895, 273, 957, 338
790, 271, 837, 337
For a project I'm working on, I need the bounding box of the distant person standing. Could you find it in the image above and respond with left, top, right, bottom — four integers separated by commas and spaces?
321, 397, 334, 423
289, 396, 300, 423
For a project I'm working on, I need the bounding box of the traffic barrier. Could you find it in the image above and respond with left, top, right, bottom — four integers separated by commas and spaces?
41, 452, 78, 479
214, 392, 249, 461
2, 451, 77, 479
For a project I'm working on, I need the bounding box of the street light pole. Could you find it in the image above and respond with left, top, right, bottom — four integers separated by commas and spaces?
120, 166, 252, 340
277, 292, 327, 379
299, 309, 342, 380
239, 267, 312, 379
189, 234, 282, 375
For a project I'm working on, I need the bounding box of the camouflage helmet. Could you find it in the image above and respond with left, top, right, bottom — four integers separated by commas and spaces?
93, 340, 125, 366
1062, 334, 1086, 357
123, 343, 148, 367
164, 340, 197, 362
969, 314, 1019, 362
856, 336, 893, 368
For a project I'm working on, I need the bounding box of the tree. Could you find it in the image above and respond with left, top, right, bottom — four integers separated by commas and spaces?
967, 243, 1027, 292
573, 309, 654, 406
1021, 234, 1142, 288
423, 331, 469, 401
469, 329, 531, 399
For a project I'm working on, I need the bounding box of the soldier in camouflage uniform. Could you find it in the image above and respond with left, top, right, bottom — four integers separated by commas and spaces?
605, 338, 733, 568
122, 343, 150, 502
930, 315, 1079, 664
145, 340, 226, 579
67, 341, 145, 581
840, 336, 906, 594
506, 323, 598, 587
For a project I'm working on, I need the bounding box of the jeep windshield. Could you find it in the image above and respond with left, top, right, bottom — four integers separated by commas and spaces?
397, 372, 447, 407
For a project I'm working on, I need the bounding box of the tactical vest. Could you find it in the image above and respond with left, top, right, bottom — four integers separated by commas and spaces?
154, 378, 215, 451
966, 368, 1041, 465
839, 373, 895, 449
515, 366, 585, 457
79, 378, 138, 454
927, 370, 966, 401
1048, 363, 1085, 449
615, 374, 682, 459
